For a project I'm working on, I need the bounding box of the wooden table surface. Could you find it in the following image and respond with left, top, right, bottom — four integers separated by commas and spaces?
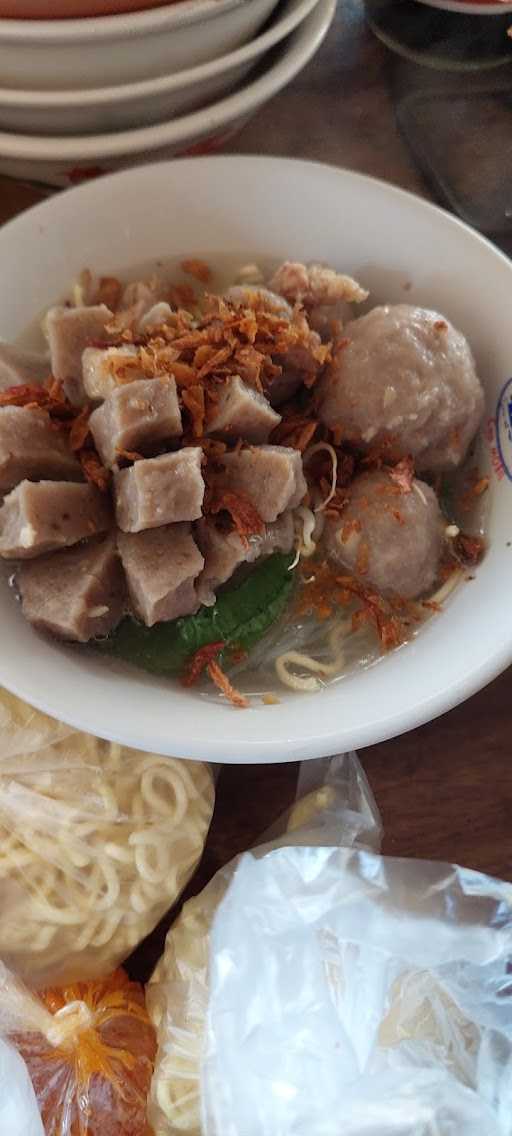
1, 0, 510, 983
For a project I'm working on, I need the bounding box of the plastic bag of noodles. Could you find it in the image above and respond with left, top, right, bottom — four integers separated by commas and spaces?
0, 961, 155, 1136
146, 752, 381, 1135
0, 688, 215, 988
147, 752, 512, 1136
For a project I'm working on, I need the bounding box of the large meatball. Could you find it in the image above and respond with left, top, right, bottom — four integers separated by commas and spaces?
324, 470, 443, 599
318, 304, 485, 471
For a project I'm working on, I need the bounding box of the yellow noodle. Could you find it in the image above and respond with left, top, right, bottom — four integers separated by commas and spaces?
0, 695, 214, 986
275, 621, 351, 692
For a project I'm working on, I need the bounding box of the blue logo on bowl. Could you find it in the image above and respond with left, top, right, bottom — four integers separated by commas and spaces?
494, 378, 512, 482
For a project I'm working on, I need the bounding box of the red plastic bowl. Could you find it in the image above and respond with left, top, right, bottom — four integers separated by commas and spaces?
0, 0, 174, 16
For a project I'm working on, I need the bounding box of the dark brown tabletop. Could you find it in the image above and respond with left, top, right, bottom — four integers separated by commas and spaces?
1, 0, 510, 984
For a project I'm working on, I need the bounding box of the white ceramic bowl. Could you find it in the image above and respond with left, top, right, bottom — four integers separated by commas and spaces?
0, 0, 319, 135
0, 0, 280, 90
0, 156, 510, 763
0, 0, 334, 187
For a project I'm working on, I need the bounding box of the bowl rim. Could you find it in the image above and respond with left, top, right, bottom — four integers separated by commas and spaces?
0, 0, 333, 159
0, 0, 318, 106
0, 155, 510, 761
0, 0, 252, 42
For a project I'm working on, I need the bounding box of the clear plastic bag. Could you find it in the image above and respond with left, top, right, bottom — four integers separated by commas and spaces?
0, 688, 215, 987
0, 961, 155, 1136
0, 1036, 44, 1136
147, 752, 512, 1136
146, 752, 381, 1136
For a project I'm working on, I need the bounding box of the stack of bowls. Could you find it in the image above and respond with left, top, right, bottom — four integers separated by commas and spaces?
0, 0, 335, 186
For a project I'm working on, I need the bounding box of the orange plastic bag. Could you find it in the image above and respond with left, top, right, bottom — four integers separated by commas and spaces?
1, 965, 156, 1136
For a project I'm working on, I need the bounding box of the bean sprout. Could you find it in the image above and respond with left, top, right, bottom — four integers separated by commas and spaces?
304, 441, 339, 513
427, 569, 465, 607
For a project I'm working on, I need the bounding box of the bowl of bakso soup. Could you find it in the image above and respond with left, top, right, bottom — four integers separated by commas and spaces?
0, 157, 509, 763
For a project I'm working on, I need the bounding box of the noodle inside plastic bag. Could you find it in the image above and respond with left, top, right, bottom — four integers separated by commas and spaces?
0, 688, 214, 986
146, 753, 381, 1136
202, 849, 512, 1136
147, 753, 512, 1136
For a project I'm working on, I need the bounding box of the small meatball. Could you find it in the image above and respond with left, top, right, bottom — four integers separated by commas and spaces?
324, 470, 443, 599
207, 376, 281, 443
46, 304, 113, 405
216, 445, 306, 523
268, 261, 368, 307
318, 304, 485, 472
0, 342, 49, 392
18, 534, 124, 643
0, 480, 111, 559
90, 377, 182, 468
114, 448, 205, 533
0, 406, 81, 493
82, 345, 146, 401
118, 523, 203, 627
224, 286, 292, 320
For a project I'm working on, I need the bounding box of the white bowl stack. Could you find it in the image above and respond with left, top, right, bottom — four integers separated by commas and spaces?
0, 0, 335, 187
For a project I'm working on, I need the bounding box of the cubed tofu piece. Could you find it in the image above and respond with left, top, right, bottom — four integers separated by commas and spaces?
207, 376, 281, 443
46, 304, 113, 405
82, 344, 146, 401
89, 377, 182, 468
195, 520, 247, 606
0, 406, 81, 493
0, 480, 111, 559
0, 342, 50, 392
114, 448, 204, 533
196, 511, 294, 605
216, 445, 306, 522
18, 535, 125, 643
118, 523, 203, 626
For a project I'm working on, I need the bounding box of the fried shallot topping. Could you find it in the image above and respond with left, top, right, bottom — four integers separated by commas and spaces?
103, 297, 330, 407
208, 490, 265, 547
182, 641, 225, 687
181, 641, 248, 707
207, 659, 249, 708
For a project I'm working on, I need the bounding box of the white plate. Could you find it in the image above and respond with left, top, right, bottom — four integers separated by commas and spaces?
0, 0, 279, 90
0, 157, 510, 763
0, 0, 334, 187
0, 0, 319, 135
